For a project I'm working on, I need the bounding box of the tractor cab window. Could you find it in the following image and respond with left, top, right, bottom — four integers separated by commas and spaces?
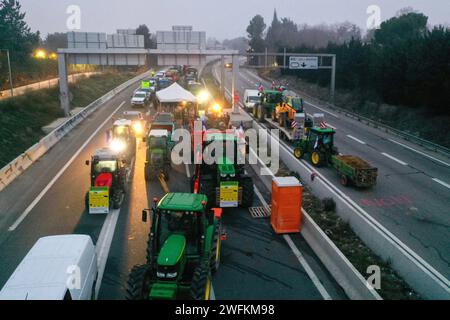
113, 126, 130, 139
149, 137, 167, 149
94, 160, 117, 174
323, 134, 333, 145
248, 96, 260, 103
158, 211, 200, 253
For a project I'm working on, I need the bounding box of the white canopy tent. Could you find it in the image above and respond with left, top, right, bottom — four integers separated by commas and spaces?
156, 82, 197, 103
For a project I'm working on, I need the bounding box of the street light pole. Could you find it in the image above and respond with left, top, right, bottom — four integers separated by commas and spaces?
1, 49, 14, 97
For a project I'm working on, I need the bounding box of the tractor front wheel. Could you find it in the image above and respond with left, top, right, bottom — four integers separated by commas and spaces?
190, 263, 212, 300
340, 174, 349, 187
294, 147, 303, 159
126, 264, 153, 300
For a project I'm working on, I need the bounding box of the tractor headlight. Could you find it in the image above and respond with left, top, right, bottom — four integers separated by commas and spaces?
133, 122, 143, 134
110, 139, 126, 152
157, 272, 165, 278
166, 272, 178, 278
220, 173, 227, 178
230, 173, 235, 177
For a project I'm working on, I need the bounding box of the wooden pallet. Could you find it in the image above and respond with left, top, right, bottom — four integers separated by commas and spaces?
249, 205, 271, 218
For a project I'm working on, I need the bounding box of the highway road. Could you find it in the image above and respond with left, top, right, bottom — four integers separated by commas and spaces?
0, 70, 346, 300
213, 62, 450, 279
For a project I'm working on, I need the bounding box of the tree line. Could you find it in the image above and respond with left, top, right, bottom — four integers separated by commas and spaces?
245, 9, 450, 115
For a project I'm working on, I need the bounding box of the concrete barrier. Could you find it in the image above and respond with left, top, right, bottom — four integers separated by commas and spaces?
0, 70, 152, 193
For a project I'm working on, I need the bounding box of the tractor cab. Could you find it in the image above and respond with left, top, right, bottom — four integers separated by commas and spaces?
254, 90, 283, 121
110, 119, 137, 161
294, 127, 338, 166
129, 193, 222, 300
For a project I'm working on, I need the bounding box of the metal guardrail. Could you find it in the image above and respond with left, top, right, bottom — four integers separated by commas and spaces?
255, 71, 450, 158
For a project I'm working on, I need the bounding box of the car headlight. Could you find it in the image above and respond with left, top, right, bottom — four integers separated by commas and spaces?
110, 139, 126, 152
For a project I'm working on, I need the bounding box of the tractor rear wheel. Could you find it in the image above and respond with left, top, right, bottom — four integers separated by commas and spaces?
311, 151, 325, 167
190, 263, 212, 300
340, 174, 349, 187
210, 221, 222, 274
126, 264, 153, 300
294, 147, 303, 159
240, 176, 254, 208
112, 190, 121, 209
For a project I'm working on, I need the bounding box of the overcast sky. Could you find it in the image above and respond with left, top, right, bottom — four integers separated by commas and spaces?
19, 0, 450, 40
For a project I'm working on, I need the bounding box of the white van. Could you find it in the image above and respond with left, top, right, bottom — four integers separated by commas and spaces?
243, 89, 261, 112
0, 235, 98, 300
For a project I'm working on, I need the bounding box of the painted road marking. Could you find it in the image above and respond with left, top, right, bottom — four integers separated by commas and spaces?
253, 185, 332, 300
432, 178, 450, 190
8, 101, 126, 231
388, 139, 450, 168
347, 135, 366, 145
95, 207, 121, 299
381, 152, 408, 166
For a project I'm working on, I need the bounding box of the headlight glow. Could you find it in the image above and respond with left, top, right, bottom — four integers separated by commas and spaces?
110, 139, 126, 152
133, 122, 143, 134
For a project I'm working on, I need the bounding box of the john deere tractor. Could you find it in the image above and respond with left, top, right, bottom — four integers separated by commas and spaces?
126, 193, 222, 300
109, 119, 137, 163
192, 132, 254, 209
253, 90, 283, 122
293, 127, 338, 167
144, 129, 172, 181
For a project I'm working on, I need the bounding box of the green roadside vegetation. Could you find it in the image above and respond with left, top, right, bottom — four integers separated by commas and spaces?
0, 71, 136, 167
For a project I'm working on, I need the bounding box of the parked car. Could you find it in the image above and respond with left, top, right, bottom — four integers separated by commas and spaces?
0, 235, 98, 300
131, 91, 148, 108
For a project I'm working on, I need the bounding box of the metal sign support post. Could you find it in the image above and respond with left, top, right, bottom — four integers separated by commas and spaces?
58, 53, 70, 116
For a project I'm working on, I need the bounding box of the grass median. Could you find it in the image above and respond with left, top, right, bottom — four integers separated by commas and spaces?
0, 71, 136, 168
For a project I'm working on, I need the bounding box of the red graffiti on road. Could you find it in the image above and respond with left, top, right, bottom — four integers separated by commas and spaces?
360, 195, 413, 208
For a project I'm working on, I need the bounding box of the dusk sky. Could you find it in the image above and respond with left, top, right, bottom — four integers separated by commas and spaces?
19, 0, 450, 40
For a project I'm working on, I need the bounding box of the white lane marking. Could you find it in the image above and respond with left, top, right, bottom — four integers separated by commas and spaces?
253, 185, 332, 300
347, 135, 366, 145
432, 178, 450, 190
8, 101, 126, 231
95, 207, 121, 299
283, 235, 332, 300
381, 152, 408, 166
210, 284, 216, 300
388, 139, 450, 168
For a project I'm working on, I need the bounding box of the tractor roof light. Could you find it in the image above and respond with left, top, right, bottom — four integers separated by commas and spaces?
212, 103, 222, 113
197, 90, 211, 104
110, 139, 126, 153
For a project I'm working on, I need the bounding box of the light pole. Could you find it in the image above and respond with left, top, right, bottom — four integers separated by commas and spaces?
1, 49, 14, 97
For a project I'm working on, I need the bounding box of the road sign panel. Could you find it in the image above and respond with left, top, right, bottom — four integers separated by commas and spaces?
289, 57, 319, 70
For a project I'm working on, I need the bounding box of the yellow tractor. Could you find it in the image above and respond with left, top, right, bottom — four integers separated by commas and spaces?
271, 91, 304, 128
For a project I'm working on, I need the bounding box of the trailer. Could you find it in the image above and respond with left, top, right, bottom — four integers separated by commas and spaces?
331, 155, 378, 187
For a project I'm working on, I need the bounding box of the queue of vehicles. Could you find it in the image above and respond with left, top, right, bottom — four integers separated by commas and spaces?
246, 84, 378, 188
0, 65, 236, 301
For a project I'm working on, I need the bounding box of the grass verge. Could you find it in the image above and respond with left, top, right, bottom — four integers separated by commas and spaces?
0, 71, 136, 167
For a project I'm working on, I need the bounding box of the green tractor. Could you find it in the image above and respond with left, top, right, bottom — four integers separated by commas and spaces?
126, 193, 223, 300
293, 127, 338, 167
192, 132, 254, 208
253, 90, 283, 122
144, 129, 172, 181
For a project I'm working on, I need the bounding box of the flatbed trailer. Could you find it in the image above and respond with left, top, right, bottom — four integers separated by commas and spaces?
331, 155, 378, 187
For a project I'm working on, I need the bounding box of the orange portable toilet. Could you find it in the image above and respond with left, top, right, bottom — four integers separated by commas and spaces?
271, 177, 303, 234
